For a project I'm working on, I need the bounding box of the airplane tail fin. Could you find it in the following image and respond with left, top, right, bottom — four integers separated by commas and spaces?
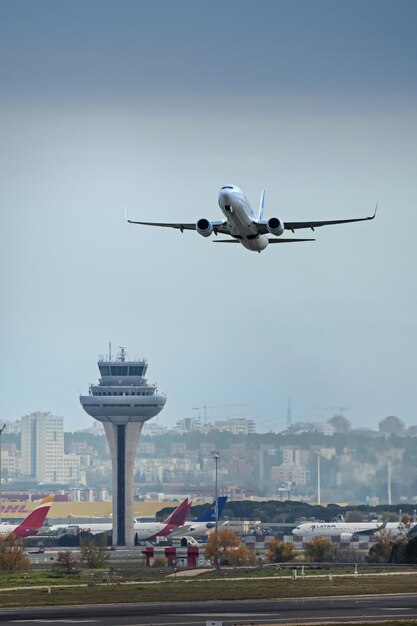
13, 496, 54, 537
258, 189, 265, 220
163, 498, 191, 527
195, 497, 227, 523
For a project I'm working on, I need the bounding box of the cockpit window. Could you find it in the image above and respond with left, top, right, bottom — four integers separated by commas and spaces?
221, 185, 234, 190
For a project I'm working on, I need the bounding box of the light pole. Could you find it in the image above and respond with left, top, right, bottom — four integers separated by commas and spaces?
387, 458, 392, 505
211, 450, 220, 573
0, 423, 6, 523
316, 451, 321, 505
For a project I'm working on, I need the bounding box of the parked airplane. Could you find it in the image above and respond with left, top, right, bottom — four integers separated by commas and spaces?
170, 496, 227, 538
0, 497, 54, 538
384, 521, 417, 540
126, 184, 377, 252
292, 521, 383, 541
49, 498, 191, 541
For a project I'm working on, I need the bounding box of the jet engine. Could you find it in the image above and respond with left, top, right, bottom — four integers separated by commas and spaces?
196, 218, 214, 237
267, 217, 285, 236
340, 533, 353, 542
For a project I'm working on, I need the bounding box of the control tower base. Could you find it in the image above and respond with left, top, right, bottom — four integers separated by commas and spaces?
103, 421, 143, 547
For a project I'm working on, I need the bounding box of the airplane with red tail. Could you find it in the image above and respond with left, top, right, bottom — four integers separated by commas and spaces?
49, 498, 191, 541
0, 497, 54, 538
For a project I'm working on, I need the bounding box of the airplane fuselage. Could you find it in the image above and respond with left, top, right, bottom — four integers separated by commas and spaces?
218, 185, 268, 251
50, 520, 182, 541
292, 522, 380, 538
293, 520, 417, 540
0, 523, 38, 537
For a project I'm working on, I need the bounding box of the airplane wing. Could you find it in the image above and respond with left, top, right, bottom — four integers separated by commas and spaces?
126, 216, 229, 235
127, 219, 196, 231
267, 238, 315, 243
284, 210, 377, 232
213, 238, 315, 243
352, 525, 384, 536
255, 205, 377, 234
166, 523, 193, 538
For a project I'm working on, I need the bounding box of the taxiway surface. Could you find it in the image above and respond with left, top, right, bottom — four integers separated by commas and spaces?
0, 592, 416, 625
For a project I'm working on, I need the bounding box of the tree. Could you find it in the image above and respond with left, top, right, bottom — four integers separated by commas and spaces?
54, 550, 80, 574
366, 533, 393, 563
205, 530, 241, 566
378, 416, 405, 435
404, 537, 417, 563
390, 538, 408, 563
226, 545, 256, 567
152, 555, 167, 568
304, 537, 336, 562
401, 514, 411, 527
389, 535, 417, 564
266, 539, 297, 563
0, 536, 30, 572
328, 415, 351, 434
80, 536, 109, 569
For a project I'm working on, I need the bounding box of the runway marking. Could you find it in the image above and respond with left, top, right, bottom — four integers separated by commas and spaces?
11, 617, 100, 624
11, 616, 417, 626
181, 615, 278, 618
115, 617, 417, 626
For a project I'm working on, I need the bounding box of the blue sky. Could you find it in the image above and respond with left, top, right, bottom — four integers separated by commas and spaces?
1, 0, 416, 431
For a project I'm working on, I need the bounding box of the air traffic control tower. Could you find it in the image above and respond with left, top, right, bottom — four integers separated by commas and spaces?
80, 347, 166, 546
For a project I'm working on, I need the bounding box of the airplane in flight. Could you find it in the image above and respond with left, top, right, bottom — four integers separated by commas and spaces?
49, 498, 191, 541
126, 184, 377, 253
0, 496, 54, 538
170, 496, 228, 538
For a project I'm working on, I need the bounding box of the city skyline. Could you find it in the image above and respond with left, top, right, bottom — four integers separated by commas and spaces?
1, 1, 416, 430
2, 410, 415, 505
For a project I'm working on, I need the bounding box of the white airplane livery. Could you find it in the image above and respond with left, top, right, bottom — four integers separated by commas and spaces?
292, 521, 382, 542
0, 497, 54, 538
292, 520, 417, 542
49, 498, 191, 542
127, 185, 377, 253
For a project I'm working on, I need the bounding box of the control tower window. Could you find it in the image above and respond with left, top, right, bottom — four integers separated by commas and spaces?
110, 366, 128, 376
99, 366, 110, 376
128, 366, 143, 376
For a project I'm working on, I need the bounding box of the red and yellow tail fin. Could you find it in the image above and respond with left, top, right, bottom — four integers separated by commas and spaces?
12, 496, 54, 537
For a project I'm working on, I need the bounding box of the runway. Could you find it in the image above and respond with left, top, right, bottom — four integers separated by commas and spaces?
0, 593, 416, 625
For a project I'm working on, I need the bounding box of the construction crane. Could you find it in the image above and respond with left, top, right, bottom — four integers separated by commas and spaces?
309, 405, 351, 418
327, 406, 350, 417
192, 403, 245, 424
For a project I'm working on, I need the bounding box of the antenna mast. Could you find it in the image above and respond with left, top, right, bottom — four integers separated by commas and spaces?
287, 398, 292, 429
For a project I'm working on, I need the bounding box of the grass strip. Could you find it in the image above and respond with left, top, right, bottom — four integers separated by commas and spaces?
1, 572, 417, 608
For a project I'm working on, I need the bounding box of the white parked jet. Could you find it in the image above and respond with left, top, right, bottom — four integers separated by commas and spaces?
0, 497, 54, 538
169, 496, 228, 538
292, 521, 382, 542
49, 498, 191, 542
292, 519, 417, 542
126, 185, 377, 253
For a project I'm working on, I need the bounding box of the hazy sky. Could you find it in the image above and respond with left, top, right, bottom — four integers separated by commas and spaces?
1, 0, 416, 432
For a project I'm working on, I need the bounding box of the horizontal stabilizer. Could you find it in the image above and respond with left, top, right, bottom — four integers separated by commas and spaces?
268, 238, 315, 243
